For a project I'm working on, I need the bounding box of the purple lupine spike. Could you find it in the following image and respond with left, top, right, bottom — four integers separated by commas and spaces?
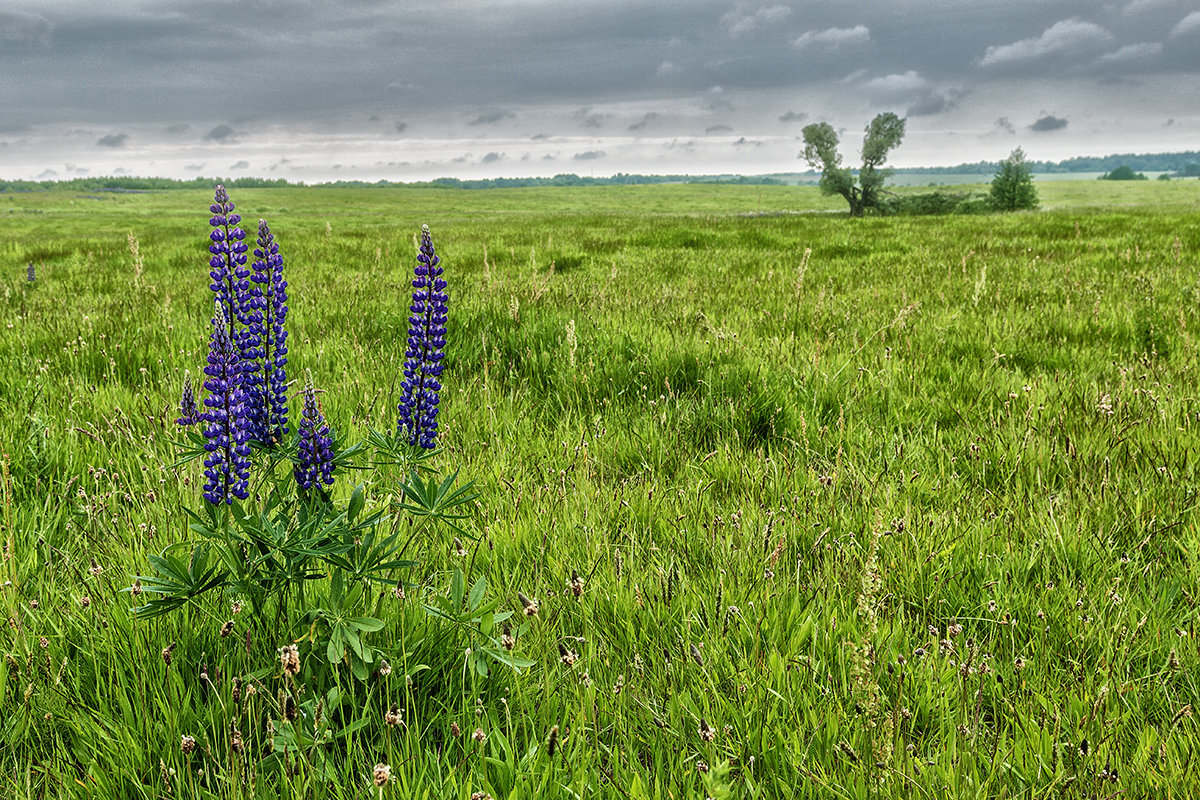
176, 371, 201, 427
248, 218, 289, 445
396, 224, 447, 449
294, 374, 335, 494
201, 308, 251, 505
207, 185, 250, 339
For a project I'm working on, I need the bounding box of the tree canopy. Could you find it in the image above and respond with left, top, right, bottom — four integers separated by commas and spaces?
800, 113, 906, 216
989, 147, 1038, 211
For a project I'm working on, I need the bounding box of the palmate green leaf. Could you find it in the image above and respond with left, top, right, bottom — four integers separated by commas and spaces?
396, 468, 480, 535
129, 544, 227, 619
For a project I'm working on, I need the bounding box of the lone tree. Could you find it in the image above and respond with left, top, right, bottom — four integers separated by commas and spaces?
800, 112, 906, 217
989, 147, 1038, 211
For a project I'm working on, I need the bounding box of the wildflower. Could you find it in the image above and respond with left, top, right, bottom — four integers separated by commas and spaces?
39, 637, 49, 649
385, 704, 403, 727
397, 225, 448, 449
378, 659, 393, 677
472, 727, 487, 743
294, 375, 335, 495
246, 218, 289, 444
1014, 656, 1026, 670
696, 760, 709, 774
280, 644, 300, 676
201, 310, 251, 505
373, 763, 390, 787
78, 595, 91, 608
219, 620, 235, 637
453, 537, 468, 558
568, 569, 585, 597
176, 371, 201, 426
450, 722, 461, 737
698, 718, 716, 743
470, 793, 494, 800
518, 591, 539, 617
181, 735, 196, 755
161, 642, 175, 666
26, 262, 35, 282
690, 643, 705, 667
500, 626, 516, 651
207, 185, 250, 341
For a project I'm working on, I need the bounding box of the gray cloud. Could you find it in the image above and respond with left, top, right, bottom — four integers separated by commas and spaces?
722, 5, 791, 37
231, 160, 249, 169
394, 121, 408, 133
0, 10, 52, 47
1030, 115, 1069, 132
204, 124, 237, 143
481, 151, 504, 163
468, 110, 515, 126
1, 1, 1197, 180
628, 112, 658, 131
1170, 11, 1200, 38
572, 150, 605, 160
995, 117, 1016, 134
706, 124, 733, 134
96, 133, 129, 148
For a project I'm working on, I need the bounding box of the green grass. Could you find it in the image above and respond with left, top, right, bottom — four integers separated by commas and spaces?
2, 180, 1200, 798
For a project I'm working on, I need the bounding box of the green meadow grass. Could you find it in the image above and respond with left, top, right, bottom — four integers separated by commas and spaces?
2, 180, 1200, 798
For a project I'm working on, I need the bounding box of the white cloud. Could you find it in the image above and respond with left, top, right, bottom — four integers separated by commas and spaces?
722, 5, 792, 37
979, 19, 1114, 67
1094, 41, 1163, 66
1170, 11, 1200, 38
862, 70, 928, 95
793, 25, 870, 50
656, 60, 682, 79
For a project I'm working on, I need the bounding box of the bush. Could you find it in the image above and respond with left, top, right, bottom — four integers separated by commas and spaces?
1099, 165, 1147, 181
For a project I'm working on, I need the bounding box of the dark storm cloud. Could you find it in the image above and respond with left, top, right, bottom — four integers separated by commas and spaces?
2, 0, 1197, 178
96, 133, 128, 148
1030, 115, 1069, 132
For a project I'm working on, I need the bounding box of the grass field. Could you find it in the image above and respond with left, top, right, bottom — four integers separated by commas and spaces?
2, 180, 1200, 798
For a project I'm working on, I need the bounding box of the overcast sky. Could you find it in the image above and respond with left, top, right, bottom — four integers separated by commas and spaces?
2, 0, 1198, 182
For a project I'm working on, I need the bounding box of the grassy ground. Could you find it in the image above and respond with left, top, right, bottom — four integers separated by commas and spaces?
2, 180, 1199, 798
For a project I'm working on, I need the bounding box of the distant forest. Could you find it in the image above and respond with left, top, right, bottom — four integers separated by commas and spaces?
2, 151, 1198, 193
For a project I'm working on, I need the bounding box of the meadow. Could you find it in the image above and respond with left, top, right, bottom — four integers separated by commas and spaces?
1, 178, 1199, 798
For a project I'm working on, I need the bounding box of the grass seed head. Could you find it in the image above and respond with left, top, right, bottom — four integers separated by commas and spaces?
280, 644, 300, 676
373, 763, 390, 787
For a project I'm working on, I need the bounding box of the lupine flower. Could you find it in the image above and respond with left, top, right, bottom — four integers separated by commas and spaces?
247, 219, 289, 444
176, 371, 201, 426
201, 310, 251, 505
208, 185, 251, 339
397, 225, 447, 449
26, 262, 36, 282
294, 375, 335, 494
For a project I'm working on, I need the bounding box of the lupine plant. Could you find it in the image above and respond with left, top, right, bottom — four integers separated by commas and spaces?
134, 185, 504, 732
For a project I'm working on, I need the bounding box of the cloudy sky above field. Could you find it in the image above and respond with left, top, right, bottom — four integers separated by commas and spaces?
2, 0, 1198, 182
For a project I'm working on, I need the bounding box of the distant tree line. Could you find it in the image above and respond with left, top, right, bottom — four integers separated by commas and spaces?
0, 173, 784, 193
900, 151, 1200, 176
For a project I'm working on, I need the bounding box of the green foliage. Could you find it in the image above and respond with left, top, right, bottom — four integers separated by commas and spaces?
989, 147, 1039, 211
800, 113, 906, 216
1100, 165, 1148, 181
3, 182, 1200, 797
883, 190, 991, 215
